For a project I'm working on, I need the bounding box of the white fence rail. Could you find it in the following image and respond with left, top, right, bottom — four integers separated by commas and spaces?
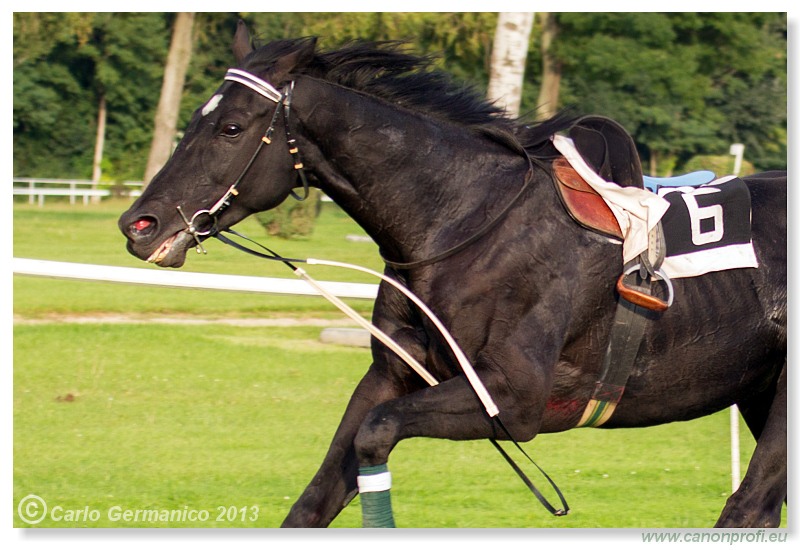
12, 258, 378, 300
13, 178, 143, 206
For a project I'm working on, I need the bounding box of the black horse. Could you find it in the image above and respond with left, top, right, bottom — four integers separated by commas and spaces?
119, 23, 786, 527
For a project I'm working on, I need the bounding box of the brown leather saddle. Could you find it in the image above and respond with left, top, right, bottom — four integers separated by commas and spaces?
552, 157, 623, 240
552, 115, 645, 240
552, 116, 669, 313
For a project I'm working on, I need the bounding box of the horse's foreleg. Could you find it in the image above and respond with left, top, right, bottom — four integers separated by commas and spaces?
715, 360, 786, 527
281, 365, 403, 527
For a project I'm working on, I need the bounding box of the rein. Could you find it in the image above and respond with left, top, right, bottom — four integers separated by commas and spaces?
213, 227, 569, 517
185, 67, 569, 517
381, 149, 547, 272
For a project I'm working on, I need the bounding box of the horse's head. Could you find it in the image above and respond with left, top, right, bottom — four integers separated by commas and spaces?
119, 22, 316, 267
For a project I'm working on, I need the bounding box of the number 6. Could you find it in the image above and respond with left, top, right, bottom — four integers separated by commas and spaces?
682, 189, 724, 246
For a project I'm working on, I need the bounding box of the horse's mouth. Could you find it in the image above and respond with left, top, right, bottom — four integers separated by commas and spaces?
145, 231, 196, 268
147, 233, 178, 263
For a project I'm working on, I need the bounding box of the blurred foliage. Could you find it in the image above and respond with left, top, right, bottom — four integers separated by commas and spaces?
554, 12, 786, 173
14, 13, 169, 180
683, 155, 756, 177
13, 12, 786, 183
253, 189, 323, 239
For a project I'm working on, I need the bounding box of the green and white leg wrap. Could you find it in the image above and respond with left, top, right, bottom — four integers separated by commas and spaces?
358, 464, 396, 528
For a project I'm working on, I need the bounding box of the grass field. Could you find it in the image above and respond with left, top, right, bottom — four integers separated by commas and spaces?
12, 199, 784, 529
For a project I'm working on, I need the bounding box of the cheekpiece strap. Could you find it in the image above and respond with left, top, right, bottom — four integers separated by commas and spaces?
224, 68, 283, 103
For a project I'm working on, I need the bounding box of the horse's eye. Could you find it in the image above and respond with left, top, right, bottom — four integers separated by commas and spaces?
221, 123, 242, 138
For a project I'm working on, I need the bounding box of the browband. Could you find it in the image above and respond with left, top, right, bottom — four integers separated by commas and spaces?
224, 68, 283, 103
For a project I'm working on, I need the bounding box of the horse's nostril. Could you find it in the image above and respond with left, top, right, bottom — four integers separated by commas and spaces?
129, 216, 157, 237
134, 219, 152, 231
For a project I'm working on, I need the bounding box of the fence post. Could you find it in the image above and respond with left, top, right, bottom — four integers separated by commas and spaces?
728, 142, 745, 495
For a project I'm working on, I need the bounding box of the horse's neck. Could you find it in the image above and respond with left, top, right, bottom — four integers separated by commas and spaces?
294, 80, 529, 263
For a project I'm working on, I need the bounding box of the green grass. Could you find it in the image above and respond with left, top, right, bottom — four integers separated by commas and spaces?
12, 199, 785, 528
14, 322, 767, 528
13, 323, 366, 528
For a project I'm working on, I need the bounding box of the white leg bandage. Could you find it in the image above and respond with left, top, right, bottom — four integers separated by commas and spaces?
357, 471, 392, 493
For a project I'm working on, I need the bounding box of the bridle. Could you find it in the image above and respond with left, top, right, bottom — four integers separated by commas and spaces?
177, 68, 310, 254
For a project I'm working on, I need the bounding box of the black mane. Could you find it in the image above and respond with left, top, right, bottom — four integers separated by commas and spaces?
241, 37, 576, 155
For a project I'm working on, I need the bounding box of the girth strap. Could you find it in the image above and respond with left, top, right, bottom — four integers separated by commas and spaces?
577, 265, 662, 428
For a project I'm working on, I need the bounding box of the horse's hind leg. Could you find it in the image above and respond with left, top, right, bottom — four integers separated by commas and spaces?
715, 360, 786, 527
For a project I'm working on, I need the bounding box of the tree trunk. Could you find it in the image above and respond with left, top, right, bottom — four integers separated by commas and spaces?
487, 12, 535, 118
91, 92, 106, 203
535, 12, 561, 120
143, 12, 195, 187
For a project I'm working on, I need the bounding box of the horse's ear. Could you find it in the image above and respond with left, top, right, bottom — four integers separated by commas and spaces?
232, 20, 254, 64
271, 37, 318, 81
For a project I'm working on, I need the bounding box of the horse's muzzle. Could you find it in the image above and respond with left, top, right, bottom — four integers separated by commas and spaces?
119, 210, 195, 268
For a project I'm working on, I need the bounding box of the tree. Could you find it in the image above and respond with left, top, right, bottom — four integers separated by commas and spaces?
535, 12, 561, 120
696, 13, 787, 170
246, 12, 497, 83
12, 13, 786, 181
487, 12, 534, 117
91, 92, 106, 203
13, 13, 169, 180
553, 12, 786, 173
13, 13, 102, 177
144, 12, 195, 186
